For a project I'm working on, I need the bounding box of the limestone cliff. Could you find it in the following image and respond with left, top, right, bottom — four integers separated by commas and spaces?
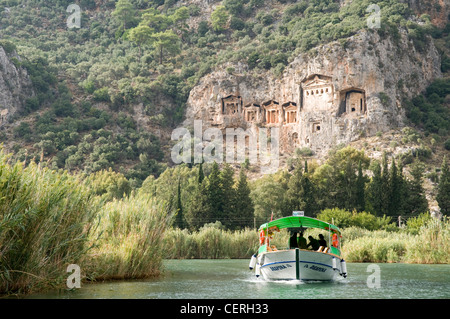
0, 45, 34, 126
183, 29, 442, 158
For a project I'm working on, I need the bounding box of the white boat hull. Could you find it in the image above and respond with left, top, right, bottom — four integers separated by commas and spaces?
256, 249, 346, 281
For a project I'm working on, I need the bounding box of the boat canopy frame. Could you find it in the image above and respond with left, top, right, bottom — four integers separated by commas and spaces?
257, 215, 342, 256
258, 215, 341, 235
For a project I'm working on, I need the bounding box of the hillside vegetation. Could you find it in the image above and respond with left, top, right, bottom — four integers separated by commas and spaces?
0, 0, 448, 185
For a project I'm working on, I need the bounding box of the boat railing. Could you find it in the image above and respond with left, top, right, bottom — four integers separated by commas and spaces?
261, 245, 341, 257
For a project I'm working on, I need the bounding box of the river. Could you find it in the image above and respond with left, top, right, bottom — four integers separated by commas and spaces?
25, 259, 449, 299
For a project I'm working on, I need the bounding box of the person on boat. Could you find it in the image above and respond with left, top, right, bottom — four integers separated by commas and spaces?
298, 232, 307, 249
307, 236, 320, 251
289, 232, 299, 249
318, 234, 327, 248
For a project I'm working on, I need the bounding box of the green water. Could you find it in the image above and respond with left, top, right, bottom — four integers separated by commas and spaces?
26, 260, 449, 299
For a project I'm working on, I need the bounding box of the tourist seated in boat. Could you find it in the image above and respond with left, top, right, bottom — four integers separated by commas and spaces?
298, 232, 307, 249
307, 236, 320, 251
318, 234, 327, 248
289, 232, 299, 249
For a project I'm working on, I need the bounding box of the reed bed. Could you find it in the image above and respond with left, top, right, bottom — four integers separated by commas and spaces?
0, 151, 100, 294
331, 219, 449, 263
163, 227, 260, 259
0, 149, 172, 295
84, 196, 171, 281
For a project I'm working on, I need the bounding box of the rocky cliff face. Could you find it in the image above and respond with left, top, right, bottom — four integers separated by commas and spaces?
0, 45, 34, 126
183, 29, 442, 158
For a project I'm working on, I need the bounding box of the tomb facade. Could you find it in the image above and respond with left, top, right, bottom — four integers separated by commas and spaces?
301, 74, 333, 111
209, 73, 369, 156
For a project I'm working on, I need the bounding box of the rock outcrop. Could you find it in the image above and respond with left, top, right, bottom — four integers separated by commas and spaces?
0, 45, 34, 126
183, 29, 442, 158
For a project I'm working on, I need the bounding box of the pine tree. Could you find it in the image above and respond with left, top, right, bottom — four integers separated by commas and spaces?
112, 0, 136, 32
128, 24, 154, 61
233, 169, 254, 229
211, 5, 229, 32
437, 156, 450, 216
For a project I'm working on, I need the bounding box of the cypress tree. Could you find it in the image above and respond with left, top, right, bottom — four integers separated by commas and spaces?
187, 182, 211, 229
300, 160, 318, 215
204, 161, 223, 225
380, 152, 390, 215
387, 158, 401, 217
286, 160, 303, 212
219, 163, 236, 229
233, 169, 254, 229
355, 160, 365, 212
198, 162, 204, 184
437, 156, 450, 216
341, 157, 358, 211
174, 178, 184, 228
396, 161, 407, 217
404, 160, 428, 216
367, 161, 383, 216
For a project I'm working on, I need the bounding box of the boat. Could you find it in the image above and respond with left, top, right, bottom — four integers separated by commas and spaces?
249, 212, 347, 281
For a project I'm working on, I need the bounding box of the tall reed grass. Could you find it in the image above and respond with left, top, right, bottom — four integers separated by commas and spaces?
164, 226, 260, 259
331, 218, 449, 263
0, 149, 172, 295
0, 151, 100, 294
84, 196, 171, 280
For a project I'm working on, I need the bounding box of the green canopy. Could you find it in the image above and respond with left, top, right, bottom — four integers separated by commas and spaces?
259, 215, 341, 234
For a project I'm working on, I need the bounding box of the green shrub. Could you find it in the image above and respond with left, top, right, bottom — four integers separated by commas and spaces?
93, 87, 110, 102
317, 208, 394, 230
81, 80, 96, 94
317, 208, 353, 228
379, 92, 391, 107
405, 212, 432, 235
0, 39, 17, 54
13, 122, 32, 140
445, 139, 450, 151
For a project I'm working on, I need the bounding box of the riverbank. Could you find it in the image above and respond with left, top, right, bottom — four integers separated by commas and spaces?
0, 150, 170, 295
